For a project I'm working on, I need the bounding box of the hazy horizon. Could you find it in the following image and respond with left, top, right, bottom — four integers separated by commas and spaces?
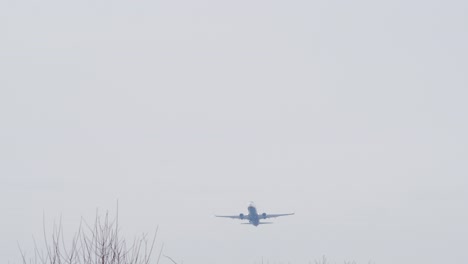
1, 0, 468, 263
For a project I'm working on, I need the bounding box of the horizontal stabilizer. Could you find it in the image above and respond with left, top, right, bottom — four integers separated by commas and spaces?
241, 222, 273, 225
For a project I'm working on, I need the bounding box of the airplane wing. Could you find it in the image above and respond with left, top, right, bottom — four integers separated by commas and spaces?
262, 213, 294, 219
215, 215, 246, 219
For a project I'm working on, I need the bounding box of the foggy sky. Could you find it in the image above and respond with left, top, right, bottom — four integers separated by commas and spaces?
1, 0, 468, 263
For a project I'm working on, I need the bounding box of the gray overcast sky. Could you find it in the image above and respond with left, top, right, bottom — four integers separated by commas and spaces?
1, 0, 467, 263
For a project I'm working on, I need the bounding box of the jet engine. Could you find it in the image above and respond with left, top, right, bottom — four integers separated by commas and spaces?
261, 213, 267, 219
239, 213, 245, 220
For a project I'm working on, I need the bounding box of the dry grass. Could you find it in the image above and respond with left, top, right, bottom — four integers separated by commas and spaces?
17, 211, 372, 264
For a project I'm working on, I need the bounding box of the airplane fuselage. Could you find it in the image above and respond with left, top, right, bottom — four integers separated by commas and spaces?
248, 205, 260, 226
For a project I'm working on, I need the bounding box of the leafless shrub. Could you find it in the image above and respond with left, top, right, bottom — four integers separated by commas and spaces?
163, 255, 180, 264
18, 210, 162, 264
311, 256, 368, 264
314, 255, 329, 264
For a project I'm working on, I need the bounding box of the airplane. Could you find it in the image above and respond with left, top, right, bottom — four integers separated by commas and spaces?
215, 202, 294, 227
